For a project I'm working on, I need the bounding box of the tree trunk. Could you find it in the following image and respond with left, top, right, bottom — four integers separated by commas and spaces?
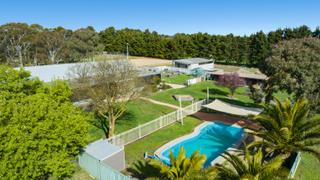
18, 48, 23, 67
230, 88, 235, 98
108, 113, 116, 138
49, 50, 56, 64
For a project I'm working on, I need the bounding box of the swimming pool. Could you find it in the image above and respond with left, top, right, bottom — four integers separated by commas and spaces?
155, 122, 244, 167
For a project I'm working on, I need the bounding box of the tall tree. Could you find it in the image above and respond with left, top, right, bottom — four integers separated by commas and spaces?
0, 23, 33, 67
313, 27, 320, 38
249, 31, 269, 66
263, 37, 320, 112
35, 29, 65, 64
69, 60, 140, 137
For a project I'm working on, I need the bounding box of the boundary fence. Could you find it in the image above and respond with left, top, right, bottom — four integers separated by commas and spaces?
107, 99, 207, 146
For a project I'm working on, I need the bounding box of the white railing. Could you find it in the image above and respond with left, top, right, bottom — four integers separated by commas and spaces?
108, 99, 207, 147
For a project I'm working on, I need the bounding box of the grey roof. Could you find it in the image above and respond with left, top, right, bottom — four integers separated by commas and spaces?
84, 139, 122, 160
209, 69, 268, 80
16, 63, 79, 82
174, 58, 213, 65
15, 62, 158, 82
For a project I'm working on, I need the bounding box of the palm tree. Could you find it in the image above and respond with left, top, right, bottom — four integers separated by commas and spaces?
149, 147, 216, 179
215, 146, 288, 180
249, 98, 320, 159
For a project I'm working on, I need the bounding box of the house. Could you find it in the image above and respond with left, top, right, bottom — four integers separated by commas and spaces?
208, 69, 268, 85
173, 58, 214, 71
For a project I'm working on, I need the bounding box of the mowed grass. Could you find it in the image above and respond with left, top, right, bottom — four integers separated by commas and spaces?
69, 167, 93, 180
295, 115, 320, 180
295, 152, 320, 180
150, 81, 256, 107
88, 99, 174, 142
162, 74, 192, 85
124, 116, 202, 169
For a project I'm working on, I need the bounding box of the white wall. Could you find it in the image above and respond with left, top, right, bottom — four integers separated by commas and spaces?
199, 63, 214, 71
187, 63, 214, 71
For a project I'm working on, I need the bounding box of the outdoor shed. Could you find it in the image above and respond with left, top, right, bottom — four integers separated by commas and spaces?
83, 139, 125, 171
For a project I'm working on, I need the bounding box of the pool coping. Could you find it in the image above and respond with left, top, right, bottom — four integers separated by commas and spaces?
154, 121, 245, 166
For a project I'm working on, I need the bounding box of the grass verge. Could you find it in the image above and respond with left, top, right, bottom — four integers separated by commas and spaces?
88, 99, 174, 142
162, 74, 192, 85
124, 116, 202, 170
150, 81, 256, 107
295, 152, 320, 180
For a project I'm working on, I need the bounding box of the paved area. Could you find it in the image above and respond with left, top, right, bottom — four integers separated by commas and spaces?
192, 111, 261, 130
140, 97, 179, 109
130, 57, 172, 67
166, 83, 186, 89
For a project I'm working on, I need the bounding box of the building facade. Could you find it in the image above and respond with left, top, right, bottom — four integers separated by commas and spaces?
173, 58, 214, 71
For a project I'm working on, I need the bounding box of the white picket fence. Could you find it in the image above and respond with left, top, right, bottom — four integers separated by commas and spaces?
107, 99, 207, 147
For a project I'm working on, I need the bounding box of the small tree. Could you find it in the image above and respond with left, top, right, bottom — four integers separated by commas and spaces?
70, 60, 140, 137
149, 147, 216, 179
249, 83, 264, 103
215, 146, 288, 179
217, 73, 246, 97
249, 98, 320, 160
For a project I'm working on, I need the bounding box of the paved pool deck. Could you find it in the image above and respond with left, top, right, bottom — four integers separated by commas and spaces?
192, 111, 261, 131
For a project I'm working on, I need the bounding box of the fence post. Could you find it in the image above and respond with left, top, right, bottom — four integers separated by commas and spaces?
138, 125, 142, 138
206, 87, 209, 103
191, 101, 194, 112
179, 97, 184, 125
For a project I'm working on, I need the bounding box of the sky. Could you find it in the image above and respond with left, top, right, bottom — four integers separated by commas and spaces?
0, 0, 319, 35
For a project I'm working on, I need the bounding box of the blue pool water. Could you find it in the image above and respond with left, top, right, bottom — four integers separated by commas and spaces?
160, 122, 244, 167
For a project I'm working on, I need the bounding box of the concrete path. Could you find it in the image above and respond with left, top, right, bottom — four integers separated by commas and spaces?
140, 97, 179, 109
166, 83, 186, 89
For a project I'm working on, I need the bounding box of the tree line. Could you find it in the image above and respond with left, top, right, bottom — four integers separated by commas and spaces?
1, 22, 320, 67
0, 23, 103, 67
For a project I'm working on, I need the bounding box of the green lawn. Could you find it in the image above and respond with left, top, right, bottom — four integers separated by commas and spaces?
295, 115, 320, 180
162, 74, 192, 85
88, 99, 174, 142
69, 167, 93, 180
150, 81, 257, 107
124, 116, 202, 170
295, 152, 320, 180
